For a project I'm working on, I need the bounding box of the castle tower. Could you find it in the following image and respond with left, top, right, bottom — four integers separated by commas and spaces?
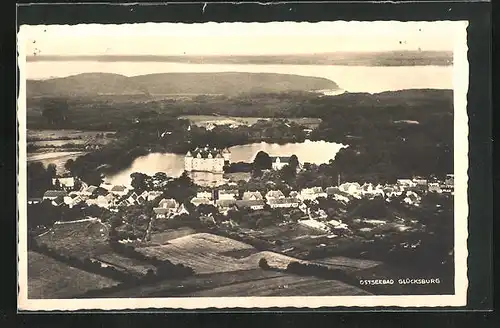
184, 151, 193, 172
222, 148, 231, 165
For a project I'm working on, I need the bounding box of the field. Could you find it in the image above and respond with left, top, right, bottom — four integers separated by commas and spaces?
86, 268, 370, 298
136, 231, 382, 274
187, 273, 371, 297
179, 115, 323, 129
136, 233, 260, 274
35, 219, 155, 277
27, 129, 115, 140
149, 227, 197, 245
36, 219, 111, 257
28, 251, 120, 299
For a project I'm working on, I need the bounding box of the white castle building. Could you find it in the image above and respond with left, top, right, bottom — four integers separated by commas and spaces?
184, 146, 231, 174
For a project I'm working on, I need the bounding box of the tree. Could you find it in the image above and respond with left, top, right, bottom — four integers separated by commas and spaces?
253, 151, 272, 170
41, 97, 70, 126
259, 258, 270, 270
64, 159, 75, 172
130, 172, 150, 192
289, 154, 299, 170
279, 164, 296, 183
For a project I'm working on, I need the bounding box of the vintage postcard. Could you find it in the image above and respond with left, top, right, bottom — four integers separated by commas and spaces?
17, 21, 469, 311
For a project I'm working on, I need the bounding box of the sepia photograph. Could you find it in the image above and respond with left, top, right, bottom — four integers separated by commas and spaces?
17, 20, 469, 310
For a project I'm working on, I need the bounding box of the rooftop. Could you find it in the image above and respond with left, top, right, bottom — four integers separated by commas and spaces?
43, 190, 68, 198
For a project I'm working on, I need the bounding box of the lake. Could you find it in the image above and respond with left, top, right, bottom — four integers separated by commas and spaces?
105, 140, 346, 186
27, 62, 452, 94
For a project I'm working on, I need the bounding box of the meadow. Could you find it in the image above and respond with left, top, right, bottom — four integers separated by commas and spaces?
179, 115, 322, 129
35, 219, 156, 278
28, 251, 120, 299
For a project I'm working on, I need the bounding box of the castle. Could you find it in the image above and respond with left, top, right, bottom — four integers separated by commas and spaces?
184, 146, 231, 174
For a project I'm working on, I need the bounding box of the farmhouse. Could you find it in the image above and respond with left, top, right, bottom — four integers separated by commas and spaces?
270, 156, 290, 170
242, 191, 263, 201
235, 199, 265, 210
43, 190, 68, 201
265, 190, 285, 201
184, 146, 231, 174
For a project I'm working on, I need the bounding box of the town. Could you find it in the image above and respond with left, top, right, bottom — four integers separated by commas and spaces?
27, 141, 455, 298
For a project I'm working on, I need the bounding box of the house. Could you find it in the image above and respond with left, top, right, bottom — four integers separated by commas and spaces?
235, 199, 266, 210
270, 156, 291, 170
126, 192, 139, 205
404, 191, 421, 206
158, 198, 179, 210
51, 195, 65, 207
52, 176, 75, 190
445, 174, 454, 188
43, 190, 68, 201
146, 191, 163, 202
265, 190, 285, 201
339, 182, 362, 198
327, 219, 349, 230
117, 199, 132, 208
268, 197, 299, 209
428, 183, 442, 193
298, 219, 330, 233
196, 191, 213, 200
216, 199, 237, 212
299, 187, 327, 201
81, 185, 98, 197
397, 179, 416, 189
99, 181, 114, 191
27, 198, 42, 205
217, 189, 238, 200
172, 203, 190, 217
153, 207, 170, 219
242, 191, 263, 201
309, 208, 328, 220
325, 187, 350, 203
64, 195, 83, 208
110, 185, 128, 197
412, 177, 428, 186
190, 197, 213, 207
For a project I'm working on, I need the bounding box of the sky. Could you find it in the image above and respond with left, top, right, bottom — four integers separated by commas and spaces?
20, 21, 461, 57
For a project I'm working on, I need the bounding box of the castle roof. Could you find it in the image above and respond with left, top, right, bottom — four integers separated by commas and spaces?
270, 156, 291, 163
187, 145, 228, 159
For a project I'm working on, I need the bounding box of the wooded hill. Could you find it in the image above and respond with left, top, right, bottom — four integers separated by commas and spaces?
27, 72, 339, 97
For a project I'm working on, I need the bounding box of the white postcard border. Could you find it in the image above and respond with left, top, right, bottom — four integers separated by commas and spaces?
17, 21, 469, 311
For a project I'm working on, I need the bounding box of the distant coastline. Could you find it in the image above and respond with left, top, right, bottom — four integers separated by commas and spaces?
26, 50, 453, 67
